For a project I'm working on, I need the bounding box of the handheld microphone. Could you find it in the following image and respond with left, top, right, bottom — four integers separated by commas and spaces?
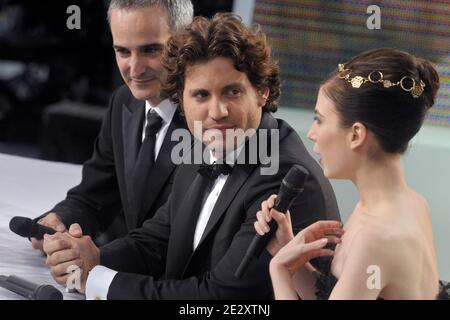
235, 164, 309, 278
0, 275, 63, 300
9, 216, 56, 239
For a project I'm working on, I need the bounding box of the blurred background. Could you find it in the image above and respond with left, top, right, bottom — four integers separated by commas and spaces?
0, 0, 448, 162
0, 0, 449, 278
0, 0, 234, 162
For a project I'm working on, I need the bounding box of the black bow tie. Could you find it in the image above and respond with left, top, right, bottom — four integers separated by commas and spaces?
198, 162, 233, 180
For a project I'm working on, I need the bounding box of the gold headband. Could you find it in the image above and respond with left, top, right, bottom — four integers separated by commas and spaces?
337, 64, 425, 98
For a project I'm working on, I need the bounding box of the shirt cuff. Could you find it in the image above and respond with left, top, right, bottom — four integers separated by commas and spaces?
85, 265, 118, 300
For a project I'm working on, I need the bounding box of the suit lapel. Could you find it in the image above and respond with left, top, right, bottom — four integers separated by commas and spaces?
136, 112, 186, 226
189, 112, 279, 254
193, 163, 255, 253
170, 170, 211, 277
177, 112, 279, 276
122, 99, 145, 228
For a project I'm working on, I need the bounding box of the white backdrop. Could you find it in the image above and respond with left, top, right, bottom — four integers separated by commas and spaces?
0, 153, 83, 300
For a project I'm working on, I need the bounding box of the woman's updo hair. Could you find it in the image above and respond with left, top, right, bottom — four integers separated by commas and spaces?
322, 48, 440, 154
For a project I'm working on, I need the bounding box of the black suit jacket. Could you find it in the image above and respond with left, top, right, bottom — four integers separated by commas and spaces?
40, 85, 187, 240
100, 112, 340, 299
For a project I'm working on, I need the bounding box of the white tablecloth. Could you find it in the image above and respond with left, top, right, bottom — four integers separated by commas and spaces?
0, 153, 84, 300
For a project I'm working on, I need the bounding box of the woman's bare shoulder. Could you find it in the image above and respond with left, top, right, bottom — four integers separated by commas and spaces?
349, 215, 419, 264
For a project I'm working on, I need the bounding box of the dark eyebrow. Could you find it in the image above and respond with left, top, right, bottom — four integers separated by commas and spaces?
314, 109, 325, 117
113, 45, 127, 50
113, 43, 164, 51
140, 44, 164, 51
187, 83, 244, 96
188, 88, 209, 96
222, 83, 244, 93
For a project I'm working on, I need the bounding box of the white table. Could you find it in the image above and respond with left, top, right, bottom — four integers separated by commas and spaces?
0, 153, 84, 300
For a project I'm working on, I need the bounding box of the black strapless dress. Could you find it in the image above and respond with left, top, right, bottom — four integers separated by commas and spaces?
314, 255, 338, 300
439, 281, 450, 300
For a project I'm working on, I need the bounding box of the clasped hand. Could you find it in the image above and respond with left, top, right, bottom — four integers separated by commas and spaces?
42, 224, 100, 294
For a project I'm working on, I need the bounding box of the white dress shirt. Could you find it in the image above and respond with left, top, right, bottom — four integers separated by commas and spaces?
143, 99, 177, 159
85, 99, 175, 300
85, 265, 118, 300
85, 142, 243, 300
192, 149, 239, 250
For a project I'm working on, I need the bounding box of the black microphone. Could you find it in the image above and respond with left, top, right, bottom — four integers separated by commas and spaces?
0, 275, 63, 300
9, 216, 56, 239
235, 164, 309, 278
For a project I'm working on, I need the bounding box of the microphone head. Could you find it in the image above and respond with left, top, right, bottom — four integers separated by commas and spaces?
9, 216, 34, 238
35, 285, 63, 300
282, 164, 309, 190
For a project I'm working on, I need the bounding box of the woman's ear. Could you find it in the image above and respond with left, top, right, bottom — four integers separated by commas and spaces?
349, 122, 367, 150
257, 87, 270, 107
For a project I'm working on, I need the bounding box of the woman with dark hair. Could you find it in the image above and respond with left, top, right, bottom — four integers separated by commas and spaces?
255, 48, 441, 299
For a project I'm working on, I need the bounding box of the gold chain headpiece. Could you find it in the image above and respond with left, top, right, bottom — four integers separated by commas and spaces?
337, 63, 425, 98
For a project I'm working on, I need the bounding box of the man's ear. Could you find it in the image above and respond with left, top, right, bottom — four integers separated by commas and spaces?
257, 87, 270, 107
349, 122, 367, 150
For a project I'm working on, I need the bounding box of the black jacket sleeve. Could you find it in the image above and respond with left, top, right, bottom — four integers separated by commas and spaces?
36, 88, 126, 237
99, 195, 172, 277
102, 161, 338, 299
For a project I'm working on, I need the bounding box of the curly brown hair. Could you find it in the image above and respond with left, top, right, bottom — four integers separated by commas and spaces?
161, 12, 281, 112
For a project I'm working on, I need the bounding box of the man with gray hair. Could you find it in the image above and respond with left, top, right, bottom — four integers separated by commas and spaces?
30, 0, 193, 252
107, 0, 193, 31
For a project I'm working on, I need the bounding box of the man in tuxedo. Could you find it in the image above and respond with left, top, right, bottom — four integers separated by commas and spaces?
43, 13, 340, 299
30, 0, 194, 249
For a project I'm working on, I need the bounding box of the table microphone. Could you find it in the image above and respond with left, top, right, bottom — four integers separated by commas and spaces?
9, 216, 56, 239
0, 275, 63, 300
235, 164, 309, 278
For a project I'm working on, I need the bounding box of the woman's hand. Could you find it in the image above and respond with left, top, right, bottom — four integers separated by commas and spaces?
270, 220, 344, 276
254, 194, 294, 256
